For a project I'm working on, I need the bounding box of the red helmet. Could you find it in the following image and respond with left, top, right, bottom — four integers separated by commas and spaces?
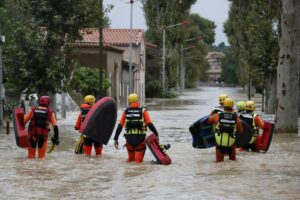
39, 96, 51, 107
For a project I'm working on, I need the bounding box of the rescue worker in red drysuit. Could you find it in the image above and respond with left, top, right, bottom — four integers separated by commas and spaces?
24, 96, 59, 159
210, 94, 228, 115
113, 93, 159, 163
75, 95, 103, 156
207, 98, 243, 162
239, 100, 265, 152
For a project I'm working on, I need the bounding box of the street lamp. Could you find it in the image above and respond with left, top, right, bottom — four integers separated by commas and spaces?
162, 20, 188, 92
0, 25, 5, 128
128, 0, 134, 93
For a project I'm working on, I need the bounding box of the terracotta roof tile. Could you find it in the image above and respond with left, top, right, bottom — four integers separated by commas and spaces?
69, 42, 124, 52
80, 28, 145, 47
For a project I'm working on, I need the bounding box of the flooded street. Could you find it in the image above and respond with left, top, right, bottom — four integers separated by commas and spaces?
0, 86, 300, 200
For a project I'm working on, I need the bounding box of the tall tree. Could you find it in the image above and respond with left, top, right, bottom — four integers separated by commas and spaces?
224, 0, 279, 111
142, 1, 215, 90
142, 0, 197, 90
188, 13, 215, 45
276, 0, 299, 133
1, 0, 109, 97
221, 48, 239, 85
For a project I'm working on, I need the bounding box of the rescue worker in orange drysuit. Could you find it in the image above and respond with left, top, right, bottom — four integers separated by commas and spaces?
24, 96, 59, 159
239, 100, 265, 152
207, 98, 243, 162
75, 95, 103, 156
210, 94, 228, 115
113, 93, 159, 163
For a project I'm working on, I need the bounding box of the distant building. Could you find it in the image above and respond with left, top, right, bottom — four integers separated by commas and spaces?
206, 51, 225, 82
75, 28, 147, 106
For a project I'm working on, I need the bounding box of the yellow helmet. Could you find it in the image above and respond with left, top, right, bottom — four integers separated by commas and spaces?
236, 101, 246, 111
219, 94, 228, 105
128, 93, 139, 104
245, 100, 255, 111
84, 95, 96, 105
223, 98, 234, 109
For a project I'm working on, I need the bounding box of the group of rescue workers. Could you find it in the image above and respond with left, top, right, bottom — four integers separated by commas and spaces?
23, 92, 264, 163
208, 94, 265, 162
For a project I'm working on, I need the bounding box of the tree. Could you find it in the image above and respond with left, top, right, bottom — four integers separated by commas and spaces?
142, 1, 214, 92
184, 14, 215, 87
275, 0, 299, 133
142, 0, 197, 90
221, 48, 239, 85
188, 14, 215, 45
1, 0, 110, 97
224, 0, 279, 111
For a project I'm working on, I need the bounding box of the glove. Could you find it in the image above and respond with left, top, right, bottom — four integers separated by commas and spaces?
51, 136, 60, 145
114, 140, 119, 149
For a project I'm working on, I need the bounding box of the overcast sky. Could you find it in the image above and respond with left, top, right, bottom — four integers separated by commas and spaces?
103, 0, 231, 45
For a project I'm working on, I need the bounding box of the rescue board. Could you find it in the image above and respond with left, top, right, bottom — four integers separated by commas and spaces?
189, 115, 215, 148
146, 133, 172, 165
79, 97, 117, 145
189, 116, 253, 149
12, 107, 28, 148
235, 121, 253, 148
255, 122, 274, 152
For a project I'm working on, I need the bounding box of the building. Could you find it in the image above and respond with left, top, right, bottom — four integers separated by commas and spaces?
206, 51, 225, 82
75, 28, 146, 106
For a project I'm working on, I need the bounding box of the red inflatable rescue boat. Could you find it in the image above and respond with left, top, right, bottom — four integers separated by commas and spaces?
255, 121, 274, 152
12, 107, 28, 148
146, 133, 171, 165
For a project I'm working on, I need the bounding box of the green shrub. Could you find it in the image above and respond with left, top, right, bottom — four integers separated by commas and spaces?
162, 90, 177, 98
145, 80, 163, 98
70, 67, 109, 97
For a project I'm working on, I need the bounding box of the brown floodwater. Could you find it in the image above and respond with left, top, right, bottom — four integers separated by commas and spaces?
0, 86, 299, 200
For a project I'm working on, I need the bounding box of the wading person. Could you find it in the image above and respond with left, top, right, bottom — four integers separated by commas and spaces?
24, 96, 59, 159
207, 98, 243, 162
236, 101, 246, 116
113, 93, 159, 163
75, 95, 103, 156
239, 100, 265, 152
210, 94, 228, 115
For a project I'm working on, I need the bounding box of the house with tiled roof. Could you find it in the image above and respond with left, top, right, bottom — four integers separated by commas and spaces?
206, 51, 225, 82
75, 28, 146, 105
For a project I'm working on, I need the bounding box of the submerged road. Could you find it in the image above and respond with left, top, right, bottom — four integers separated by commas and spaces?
0, 86, 299, 200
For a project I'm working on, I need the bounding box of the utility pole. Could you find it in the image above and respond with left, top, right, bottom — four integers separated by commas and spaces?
128, 0, 134, 93
179, 0, 183, 94
61, 34, 67, 119
0, 25, 4, 128
162, 20, 188, 92
180, 44, 184, 95
162, 28, 166, 91
248, 74, 251, 100
179, 36, 201, 95
61, 75, 66, 119
99, 0, 104, 99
